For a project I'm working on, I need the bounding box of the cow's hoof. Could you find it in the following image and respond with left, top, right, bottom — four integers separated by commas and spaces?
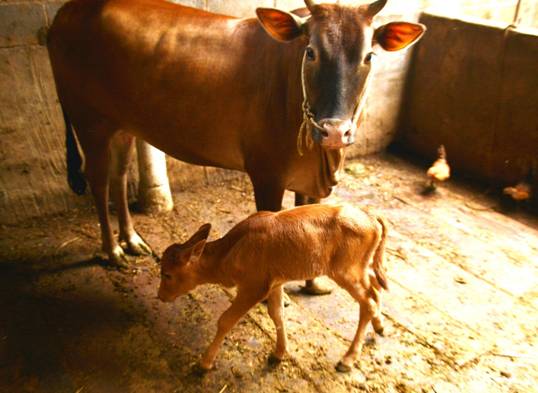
108, 245, 130, 270
267, 353, 283, 367
122, 232, 153, 256
335, 361, 352, 373
300, 279, 333, 296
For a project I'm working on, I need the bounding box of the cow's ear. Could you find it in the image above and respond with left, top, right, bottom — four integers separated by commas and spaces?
256, 8, 305, 42
374, 22, 426, 51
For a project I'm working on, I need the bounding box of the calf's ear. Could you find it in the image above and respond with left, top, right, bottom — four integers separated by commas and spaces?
184, 223, 211, 247
256, 8, 306, 42
182, 224, 211, 264
374, 22, 426, 51
188, 239, 207, 263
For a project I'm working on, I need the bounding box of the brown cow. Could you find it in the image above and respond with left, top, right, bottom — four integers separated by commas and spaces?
47, 0, 424, 292
157, 203, 389, 372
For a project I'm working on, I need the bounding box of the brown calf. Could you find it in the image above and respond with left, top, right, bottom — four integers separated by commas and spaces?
157, 204, 388, 372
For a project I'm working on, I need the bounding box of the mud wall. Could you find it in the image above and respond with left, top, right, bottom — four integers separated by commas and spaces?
0, 0, 83, 224
398, 13, 538, 187
0, 0, 421, 223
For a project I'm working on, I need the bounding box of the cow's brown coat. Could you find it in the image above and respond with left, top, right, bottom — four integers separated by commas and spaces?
47, 0, 424, 277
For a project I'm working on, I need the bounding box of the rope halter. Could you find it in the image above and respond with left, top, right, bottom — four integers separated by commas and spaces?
297, 50, 373, 156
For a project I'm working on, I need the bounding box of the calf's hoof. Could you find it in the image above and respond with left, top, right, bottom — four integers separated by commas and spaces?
372, 318, 385, 336
194, 361, 215, 375
374, 325, 385, 336
300, 279, 333, 296
335, 360, 353, 373
192, 363, 213, 376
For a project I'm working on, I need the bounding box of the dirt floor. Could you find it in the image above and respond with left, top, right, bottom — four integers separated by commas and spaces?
1, 153, 537, 393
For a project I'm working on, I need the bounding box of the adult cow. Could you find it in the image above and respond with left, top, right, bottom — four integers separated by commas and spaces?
48, 0, 424, 294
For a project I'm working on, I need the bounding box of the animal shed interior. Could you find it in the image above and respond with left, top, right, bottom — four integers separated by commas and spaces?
1, 0, 538, 391
1, 154, 537, 393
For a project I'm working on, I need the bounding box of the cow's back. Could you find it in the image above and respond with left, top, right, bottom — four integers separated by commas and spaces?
47, 0, 291, 170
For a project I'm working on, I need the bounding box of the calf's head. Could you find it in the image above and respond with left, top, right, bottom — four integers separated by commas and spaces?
157, 224, 211, 302
257, 0, 425, 149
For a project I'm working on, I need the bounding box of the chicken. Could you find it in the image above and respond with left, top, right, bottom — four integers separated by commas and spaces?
503, 182, 532, 201
425, 145, 451, 191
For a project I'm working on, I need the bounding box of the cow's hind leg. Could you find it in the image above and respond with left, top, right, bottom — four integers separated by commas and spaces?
110, 133, 152, 256
77, 124, 127, 267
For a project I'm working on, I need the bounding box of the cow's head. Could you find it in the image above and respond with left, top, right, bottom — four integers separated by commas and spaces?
257, 0, 425, 150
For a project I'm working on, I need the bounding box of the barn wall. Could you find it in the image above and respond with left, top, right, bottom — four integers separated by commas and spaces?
0, 0, 419, 224
0, 0, 90, 225
398, 13, 538, 187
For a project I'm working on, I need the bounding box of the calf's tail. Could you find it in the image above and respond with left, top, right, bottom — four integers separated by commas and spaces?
64, 109, 86, 195
373, 216, 389, 290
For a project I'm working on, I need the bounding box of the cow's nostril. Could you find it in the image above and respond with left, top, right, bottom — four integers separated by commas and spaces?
321, 130, 329, 138
344, 130, 351, 138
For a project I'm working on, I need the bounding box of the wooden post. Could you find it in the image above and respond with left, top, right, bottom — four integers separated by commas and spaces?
513, 0, 523, 24
136, 140, 174, 213
512, 0, 537, 27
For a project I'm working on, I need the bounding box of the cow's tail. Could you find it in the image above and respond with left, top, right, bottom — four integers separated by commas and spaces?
64, 109, 86, 195
372, 216, 389, 290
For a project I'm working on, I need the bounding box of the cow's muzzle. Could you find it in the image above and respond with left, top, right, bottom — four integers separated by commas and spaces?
313, 118, 356, 149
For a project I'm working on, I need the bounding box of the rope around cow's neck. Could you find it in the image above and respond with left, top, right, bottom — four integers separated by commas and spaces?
297, 50, 373, 156
297, 51, 319, 156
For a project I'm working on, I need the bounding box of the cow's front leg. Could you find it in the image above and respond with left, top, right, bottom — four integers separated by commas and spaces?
295, 193, 333, 295
252, 178, 285, 212
110, 134, 153, 257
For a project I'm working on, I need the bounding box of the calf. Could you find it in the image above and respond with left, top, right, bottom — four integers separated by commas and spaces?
157, 204, 388, 372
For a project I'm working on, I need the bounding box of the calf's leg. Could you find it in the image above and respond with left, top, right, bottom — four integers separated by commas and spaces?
110, 133, 152, 256
333, 276, 377, 373
369, 274, 385, 335
200, 286, 267, 370
266, 285, 288, 363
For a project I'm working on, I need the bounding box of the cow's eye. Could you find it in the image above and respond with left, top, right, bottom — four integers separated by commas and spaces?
364, 52, 376, 64
162, 273, 172, 280
305, 46, 315, 61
